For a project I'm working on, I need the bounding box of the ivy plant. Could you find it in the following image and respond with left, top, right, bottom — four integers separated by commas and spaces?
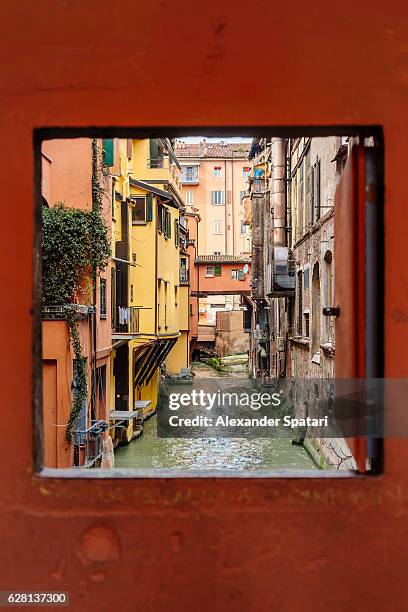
42, 140, 111, 441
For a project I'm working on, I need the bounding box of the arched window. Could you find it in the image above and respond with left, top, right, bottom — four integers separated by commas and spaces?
311, 262, 320, 354
324, 251, 333, 342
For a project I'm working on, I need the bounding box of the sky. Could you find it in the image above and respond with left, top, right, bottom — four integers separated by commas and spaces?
179, 137, 252, 143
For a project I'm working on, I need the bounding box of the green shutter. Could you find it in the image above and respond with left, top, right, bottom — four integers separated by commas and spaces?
167, 211, 171, 238
214, 265, 222, 276
146, 194, 153, 222
102, 139, 114, 167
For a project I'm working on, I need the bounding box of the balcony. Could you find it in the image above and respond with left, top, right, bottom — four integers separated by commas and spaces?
148, 157, 165, 168
180, 167, 199, 185
268, 247, 295, 297
112, 306, 140, 337
180, 268, 190, 285
42, 303, 94, 320
73, 419, 109, 468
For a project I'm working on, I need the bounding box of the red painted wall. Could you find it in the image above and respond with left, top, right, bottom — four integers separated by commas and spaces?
197, 262, 251, 294
1, 2, 408, 610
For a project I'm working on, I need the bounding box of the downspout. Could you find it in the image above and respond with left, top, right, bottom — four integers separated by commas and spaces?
154, 197, 158, 335
91, 139, 98, 418
231, 157, 235, 254
224, 159, 227, 254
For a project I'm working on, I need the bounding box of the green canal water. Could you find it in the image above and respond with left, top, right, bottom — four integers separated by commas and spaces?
115, 364, 318, 472
114, 412, 318, 471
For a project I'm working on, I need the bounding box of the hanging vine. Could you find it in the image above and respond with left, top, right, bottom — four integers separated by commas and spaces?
42, 140, 110, 441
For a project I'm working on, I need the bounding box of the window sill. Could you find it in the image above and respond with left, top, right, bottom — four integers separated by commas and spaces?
290, 336, 310, 348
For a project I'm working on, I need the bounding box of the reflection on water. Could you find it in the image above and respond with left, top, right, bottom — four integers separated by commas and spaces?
114, 413, 318, 471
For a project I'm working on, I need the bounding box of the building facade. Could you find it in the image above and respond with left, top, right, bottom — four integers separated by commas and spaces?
41, 138, 112, 468
175, 140, 251, 326
109, 137, 190, 444
247, 135, 356, 468
41, 136, 192, 465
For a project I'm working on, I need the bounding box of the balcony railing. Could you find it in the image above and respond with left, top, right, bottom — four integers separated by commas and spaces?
180, 170, 199, 184
73, 419, 109, 468
148, 157, 165, 168
42, 304, 94, 320
112, 306, 140, 334
180, 269, 190, 285
252, 178, 267, 193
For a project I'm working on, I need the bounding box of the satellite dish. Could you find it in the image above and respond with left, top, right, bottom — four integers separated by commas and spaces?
243, 264, 249, 274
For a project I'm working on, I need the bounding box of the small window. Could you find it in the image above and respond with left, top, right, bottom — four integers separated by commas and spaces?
231, 269, 238, 280
211, 190, 225, 205
157, 203, 163, 232
243, 166, 250, 178
213, 251, 221, 255
213, 219, 222, 234
303, 267, 310, 289
185, 189, 193, 205
213, 166, 222, 176
132, 197, 146, 224
214, 265, 222, 277
182, 165, 199, 183
100, 279, 106, 318
206, 266, 214, 277
304, 312, 310, 337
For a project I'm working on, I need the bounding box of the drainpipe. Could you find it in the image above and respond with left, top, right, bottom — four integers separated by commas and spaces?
224, 159, 227, 254
271, 137, 286, 247
231, 157, 235, 254
154, 197, 158, 335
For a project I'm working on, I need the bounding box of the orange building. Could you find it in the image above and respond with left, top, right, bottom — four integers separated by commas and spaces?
175, 140, 252, 327
41, 138, 112, 468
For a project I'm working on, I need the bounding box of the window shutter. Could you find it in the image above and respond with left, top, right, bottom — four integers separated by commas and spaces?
146, 194, 153, 222
214, 265, 222, 276
149, 138, 159, 161
127, 138, 132, 159
102, 139, 114, 167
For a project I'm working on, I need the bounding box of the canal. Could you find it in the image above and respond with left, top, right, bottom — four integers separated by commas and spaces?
115, 363, 318, 471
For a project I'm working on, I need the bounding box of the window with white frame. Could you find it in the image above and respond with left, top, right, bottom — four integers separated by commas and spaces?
211, 190, 225, 205
213, 219, 222, 234
213, 166, 222, 177
181, 165, 199, 183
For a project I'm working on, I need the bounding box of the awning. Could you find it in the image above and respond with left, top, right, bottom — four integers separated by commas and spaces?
129, 178, 177, 205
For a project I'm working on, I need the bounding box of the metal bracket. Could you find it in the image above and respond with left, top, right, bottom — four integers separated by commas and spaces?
322, 306, 340, 317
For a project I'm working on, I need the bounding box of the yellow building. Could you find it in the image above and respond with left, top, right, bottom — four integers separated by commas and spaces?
109, 138, 189, 443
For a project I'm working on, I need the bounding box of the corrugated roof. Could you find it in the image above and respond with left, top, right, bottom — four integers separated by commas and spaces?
174, 142, 251, 159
